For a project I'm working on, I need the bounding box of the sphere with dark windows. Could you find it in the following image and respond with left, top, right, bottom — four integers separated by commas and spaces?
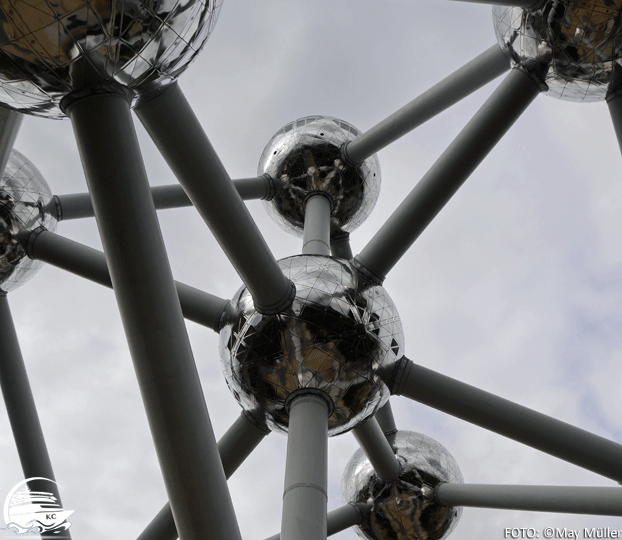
258, 116, 381, 238
0, 149, 56, 292
0, 0, 223, 118
342, 431, 463, 540
493, 0, 622, 102
219, 255, 403, 435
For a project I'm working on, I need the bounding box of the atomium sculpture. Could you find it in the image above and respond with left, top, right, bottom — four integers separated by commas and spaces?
0, 1, 622, 540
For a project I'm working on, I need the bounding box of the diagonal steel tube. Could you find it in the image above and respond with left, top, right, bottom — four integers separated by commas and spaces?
342, 45, 510, 165
264, 503, 370, 540
0, 294, 71, 539
355, 68, 541, 283
52, 176, 273, 221
20, 228, 229, 331
0, 106, 22, 176
352, 417, 401, 481
435, 484, 622, 516
390, 357, 622, 482
607, 92, 622, 157
374, 400, 398, 445
64, 87, 241, 540
137, 412, 269, 540
330, 232, 353, 260
136, 83, 294, 314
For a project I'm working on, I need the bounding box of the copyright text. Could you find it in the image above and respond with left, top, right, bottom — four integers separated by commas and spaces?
504, 528, 622, 539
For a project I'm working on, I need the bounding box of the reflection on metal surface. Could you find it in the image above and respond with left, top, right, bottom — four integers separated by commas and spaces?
493, 0, 622, 101
0, 0, 222, 118
342, 431, 463, 540
258, 116, 381, 238
219, 255, 403, 436
0, 150, 56, 292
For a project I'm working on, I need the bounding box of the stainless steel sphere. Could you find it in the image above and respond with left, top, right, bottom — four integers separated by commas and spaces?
258, 116, 381, 237
1, 149, 57, 292
219, 255, 403, 435
342, 431, 463, 540
0, 0, 222, 118
493, 0, 622, 102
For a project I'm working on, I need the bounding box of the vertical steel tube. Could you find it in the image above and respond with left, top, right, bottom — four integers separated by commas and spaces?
330, 232, 353, 260
0, 294, 70, 539
355, 68, 541, 282
302, 194, 332, 256
136, 83, 294, 314
435, 484, 622, 516
352, 418, 401, 481
343, 45, 510, 164
392, 358, 622, 482
137, 413, 269, 540
64, 89, 241, 540
0, 106, 22, 176
281, 393, 330, 540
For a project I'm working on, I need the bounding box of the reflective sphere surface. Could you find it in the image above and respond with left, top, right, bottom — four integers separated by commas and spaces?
342, 431, 463, 540
1, 149, 57, 292
219, 255, 403, 435
0, 0, 222, 118
258, 116, 381, 237
493, 0, 622, 102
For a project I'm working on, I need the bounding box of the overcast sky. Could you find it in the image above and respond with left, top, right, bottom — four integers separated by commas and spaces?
1, 1, 622, 539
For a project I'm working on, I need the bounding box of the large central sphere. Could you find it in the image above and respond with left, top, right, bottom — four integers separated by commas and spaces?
1, 149, 57, 292
342, 431, 463, 540
219, 255, 403, 435
0, 0, 222, 118
493, 0, 622, 101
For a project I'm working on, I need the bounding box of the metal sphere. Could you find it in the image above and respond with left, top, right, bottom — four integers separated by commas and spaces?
0, 0, 222, 118
493, 0, 622, 102
1, 149, 57, 292
258, 116, 381, 238
342, 431, 463, 540
219, 255, 403, 436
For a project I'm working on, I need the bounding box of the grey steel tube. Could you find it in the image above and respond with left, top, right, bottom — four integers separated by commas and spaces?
54, 177, 272, 221
374, 400, 398, 445
343, 45, 510, 165
0, 106, 22, 176
265, 503, 369, 540
330, 232, 353, 260
607, 93, 622, 157
302, 194, 332, 255
21, 228, 229, 331
355, 68, 541, 282
352, 417, 401, 481
64, 88, 241, 540
436, 483, 622, 516
137, 412, 269, 540
391, 357, 622, 482
281, 393, 330, 540
0, 294, 71, 539
136, 82, 294, 314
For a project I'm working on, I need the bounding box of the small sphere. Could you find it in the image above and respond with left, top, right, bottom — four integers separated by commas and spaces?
342, 431, 463, 540
219, 255, 403, 436
258, 116, 380, 238
1, 150, 57, 292
0, 0, 222, 118
493, 0, 622, 102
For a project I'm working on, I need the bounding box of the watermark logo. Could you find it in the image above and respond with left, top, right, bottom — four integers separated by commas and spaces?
2, 477, 73, 535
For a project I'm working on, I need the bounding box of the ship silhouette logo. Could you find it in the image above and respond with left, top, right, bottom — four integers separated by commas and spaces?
2, 478, 73, 535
